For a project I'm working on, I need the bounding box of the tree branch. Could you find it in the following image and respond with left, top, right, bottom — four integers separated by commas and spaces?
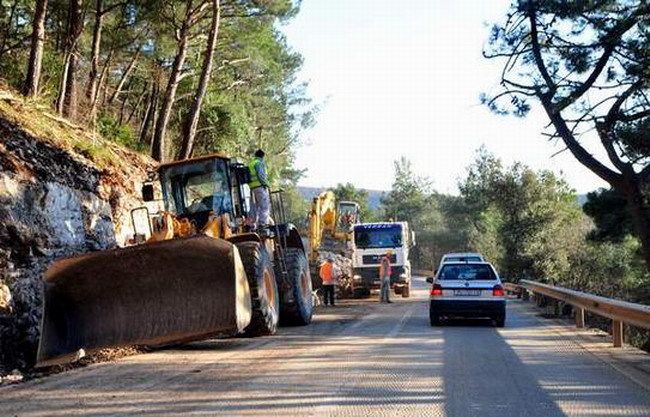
527, 4, 556, 94
555, 6, 648, 111
540, 94, 622, 186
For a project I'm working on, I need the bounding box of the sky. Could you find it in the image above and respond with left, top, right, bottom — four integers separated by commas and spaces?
282, 0, 610, 194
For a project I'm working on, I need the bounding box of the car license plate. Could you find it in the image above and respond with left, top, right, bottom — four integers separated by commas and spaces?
373, 280, 381, 285
454, 289, 480, 296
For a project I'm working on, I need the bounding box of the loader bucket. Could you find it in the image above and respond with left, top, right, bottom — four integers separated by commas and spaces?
36, 236, 251, 367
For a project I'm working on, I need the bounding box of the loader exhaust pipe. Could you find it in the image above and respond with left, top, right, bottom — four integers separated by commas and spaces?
36, 236, 251, 367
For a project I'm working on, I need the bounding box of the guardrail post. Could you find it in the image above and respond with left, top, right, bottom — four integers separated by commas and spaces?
574, 307, 585, 328
612, 320, 624, 347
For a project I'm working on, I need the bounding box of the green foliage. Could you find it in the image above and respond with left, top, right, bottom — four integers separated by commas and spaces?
329, 182, 376, 222
282, 185, 309, 230
97, 113, 144, 152
583, 188, 634, 242
460, 150, 587, 282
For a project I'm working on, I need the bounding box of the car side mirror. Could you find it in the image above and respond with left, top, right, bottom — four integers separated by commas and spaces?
426, 276, 433, 284
142, 183, 154, 202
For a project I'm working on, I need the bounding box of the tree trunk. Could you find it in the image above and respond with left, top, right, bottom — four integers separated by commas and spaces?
108, 49, 140, 105
63, 52, 80, 118
55, 52, 72, 114
86, 0, 103, 103
177, 0, 220, 160
622, 175, 650, 268
118, 90, 130, 124
139, 83, 158, 145
22, 0, 48, 97
57, 0, 84, 118
127, 82, 148, 124
89, 48, 113, 123
150, 0, 193, 162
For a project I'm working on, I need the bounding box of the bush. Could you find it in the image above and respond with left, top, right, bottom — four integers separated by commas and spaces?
97, 114, 145, 152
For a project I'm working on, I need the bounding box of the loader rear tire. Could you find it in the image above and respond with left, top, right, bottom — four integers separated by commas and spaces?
237, 242, 279, 336
280, 248, 313, 326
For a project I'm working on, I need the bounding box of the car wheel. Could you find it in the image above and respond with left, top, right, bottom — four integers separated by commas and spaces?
494, 315, 505, 328
430, 314, 441, 326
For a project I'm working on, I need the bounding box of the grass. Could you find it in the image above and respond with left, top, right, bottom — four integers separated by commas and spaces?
0, 86, 150, 172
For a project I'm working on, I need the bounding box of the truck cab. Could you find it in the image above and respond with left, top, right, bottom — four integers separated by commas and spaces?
351, 222, 415, 297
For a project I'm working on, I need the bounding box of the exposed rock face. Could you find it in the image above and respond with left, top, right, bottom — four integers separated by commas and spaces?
0, 116, 154, 373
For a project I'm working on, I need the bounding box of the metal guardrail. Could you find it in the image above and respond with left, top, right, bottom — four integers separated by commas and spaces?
505, 280, 650, 347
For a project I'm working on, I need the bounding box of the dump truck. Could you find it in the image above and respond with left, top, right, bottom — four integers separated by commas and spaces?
37, 154, 313, 367
351, 221, 415, 298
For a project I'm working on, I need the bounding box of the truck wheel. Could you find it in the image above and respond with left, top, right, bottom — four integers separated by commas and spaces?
280, 248, 313, 326
353, 287, 370, 298
394, 285, 403, 295
401, 283, 411, 298
237, 242, 279, 336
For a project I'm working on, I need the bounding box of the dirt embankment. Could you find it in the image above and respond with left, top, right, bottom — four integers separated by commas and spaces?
0, 89, 155, 379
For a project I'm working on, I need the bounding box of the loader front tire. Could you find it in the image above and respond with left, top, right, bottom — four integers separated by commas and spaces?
280, 248, 313, 326
237, 242, 279, 336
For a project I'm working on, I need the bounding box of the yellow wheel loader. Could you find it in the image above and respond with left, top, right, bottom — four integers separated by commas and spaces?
36, 154, 313, 367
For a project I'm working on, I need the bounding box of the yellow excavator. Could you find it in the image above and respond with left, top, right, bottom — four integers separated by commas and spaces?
307, 191, 360, 294
37, 154, 313, 367
307, 191, 360, 262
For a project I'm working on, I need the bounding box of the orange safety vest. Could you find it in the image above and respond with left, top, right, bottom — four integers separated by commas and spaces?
320, 261, 335, 285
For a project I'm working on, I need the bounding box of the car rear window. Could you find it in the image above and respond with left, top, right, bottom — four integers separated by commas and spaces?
444, 256, 482, 263
438, 264, 496, 281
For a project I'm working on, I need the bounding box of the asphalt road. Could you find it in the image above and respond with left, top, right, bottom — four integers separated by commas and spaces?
1, 277, 649, 416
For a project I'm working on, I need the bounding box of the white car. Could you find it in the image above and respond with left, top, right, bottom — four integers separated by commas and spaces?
427, 262, 506, 327
439, 252, 484, 266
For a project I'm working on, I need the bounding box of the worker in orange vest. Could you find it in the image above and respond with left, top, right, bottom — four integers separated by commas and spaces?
379, 251, 393, 303
319, 257, 337, 306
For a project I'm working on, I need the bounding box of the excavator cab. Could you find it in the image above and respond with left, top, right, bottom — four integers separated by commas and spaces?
336, 201, 361, 232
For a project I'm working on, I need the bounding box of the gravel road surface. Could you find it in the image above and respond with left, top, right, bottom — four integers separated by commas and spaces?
1, 277, 649, 416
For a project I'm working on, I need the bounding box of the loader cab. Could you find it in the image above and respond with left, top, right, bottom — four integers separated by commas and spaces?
157, 155, 248, 230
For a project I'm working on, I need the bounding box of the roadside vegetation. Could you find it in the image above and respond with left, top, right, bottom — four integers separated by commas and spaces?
0, 0, 312, 196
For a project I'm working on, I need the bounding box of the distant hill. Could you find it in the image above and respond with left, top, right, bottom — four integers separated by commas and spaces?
298, 187, 589, 209
297, 186, 385, 210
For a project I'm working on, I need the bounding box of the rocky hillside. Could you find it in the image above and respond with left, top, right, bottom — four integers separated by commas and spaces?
0, 87, 155, 376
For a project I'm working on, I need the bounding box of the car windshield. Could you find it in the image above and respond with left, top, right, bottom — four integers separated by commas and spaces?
438, 264, 496, 281
444, 256, 482, 263
354, 224, 402, 249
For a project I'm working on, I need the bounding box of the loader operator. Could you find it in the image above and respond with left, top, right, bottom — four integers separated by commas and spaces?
248, 149, 270, 229
379, 251, 393, 303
